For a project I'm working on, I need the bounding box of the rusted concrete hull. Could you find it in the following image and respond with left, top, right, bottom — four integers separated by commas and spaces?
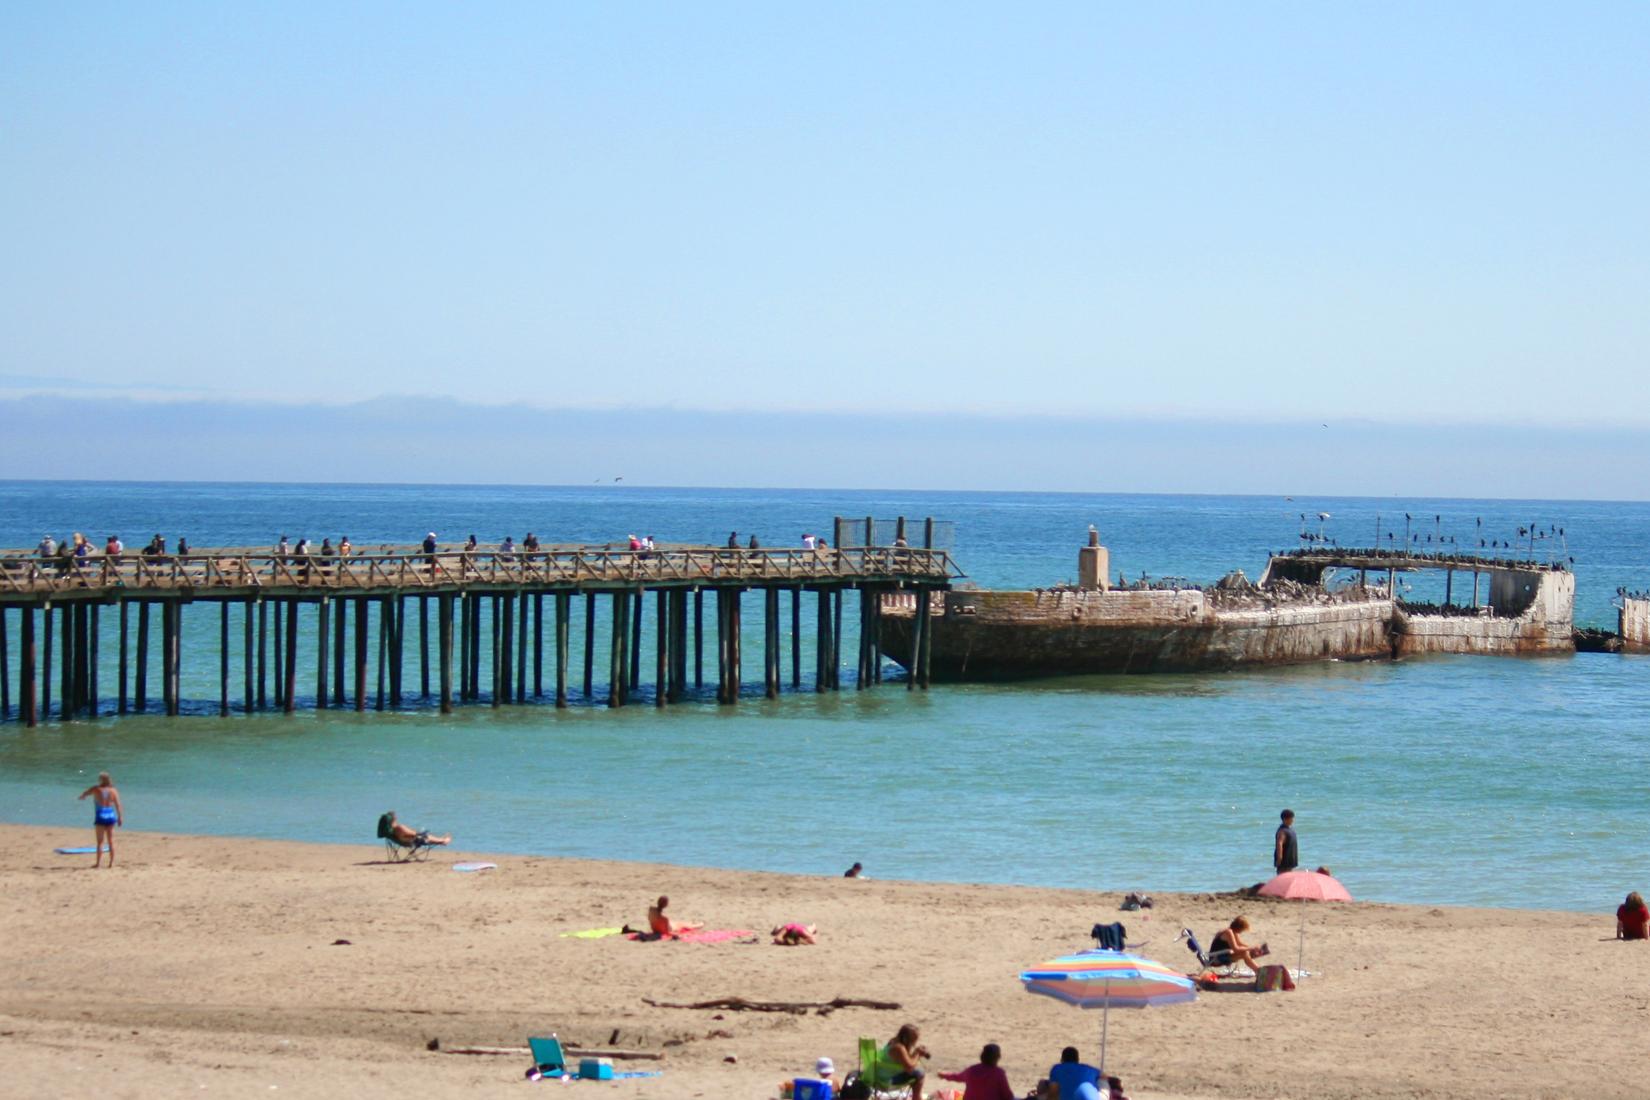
879, 568, 1574, 681
1621, 597, 1650, 653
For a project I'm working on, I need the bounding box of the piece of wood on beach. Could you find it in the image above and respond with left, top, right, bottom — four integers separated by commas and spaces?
640, 995, 901, 1016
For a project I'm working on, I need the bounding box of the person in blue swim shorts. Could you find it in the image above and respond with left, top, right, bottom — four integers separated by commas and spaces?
78, 771, 124, 869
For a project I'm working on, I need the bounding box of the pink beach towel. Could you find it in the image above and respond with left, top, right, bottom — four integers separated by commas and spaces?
625, 928, 754, 944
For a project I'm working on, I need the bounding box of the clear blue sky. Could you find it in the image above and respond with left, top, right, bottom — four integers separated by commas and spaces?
2, 4, 1647, 480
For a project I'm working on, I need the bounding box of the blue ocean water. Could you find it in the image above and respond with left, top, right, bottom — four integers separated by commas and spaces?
1, 481, 1646, 912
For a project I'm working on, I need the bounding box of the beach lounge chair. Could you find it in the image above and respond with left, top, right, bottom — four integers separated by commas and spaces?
845, 1037, 912, 1099
1178, 927, 1239, 977
377, 811, 436, 862
527, 1035, 568, 1078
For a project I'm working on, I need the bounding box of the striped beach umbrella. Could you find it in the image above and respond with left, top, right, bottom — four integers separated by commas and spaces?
1020, 950, 1197, 1074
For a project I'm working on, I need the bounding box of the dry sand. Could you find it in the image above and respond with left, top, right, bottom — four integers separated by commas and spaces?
1, 824, 1645, 1099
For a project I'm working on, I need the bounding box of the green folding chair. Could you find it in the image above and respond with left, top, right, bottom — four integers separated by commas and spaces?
528, 1035, 568, 1079
850, 1037, 911, 1099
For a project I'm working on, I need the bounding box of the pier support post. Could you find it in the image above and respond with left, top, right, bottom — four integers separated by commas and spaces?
907, 588, 923, 692
255, 598, 267, 710
670, 590, 687, 701
316, 597, 330, 710
220, 601, 231, 716
419, 595, 430, 701
764, 587, 780, 698
468, 595, 482, 702
831, 589, 843, 690
116, 602, 127, 714
608, 592, 626, 708
815, 590, 829, 693
629, 590, 643, 690
459, 595, 472, 700
389, 597, 404, 707
554, 592, 569, 708
533, 593, 543, 698
0, 607, 7, 721
516, 591, 528, 703
273, 598, 286, 709
790, 587, 801, 688
61, 605, 74, 719
716, 590, 729, 704
88, 605, 99, 718
649, 589, 665, 706
583, 593, 596, 699
379, 597, 391, 711
165, 602, 182, 717
21, 607, 36, 727
495, 595, 508, 707
137, 602, 150, 712
41, 603, 53, 720
694, 588, 704, 690
1445, 569, 1454, 608
918, 588, 933, 690
354, 597, 369, 711
284, 599, 298, 714
244, 597, 254, 712
437, 593, 454, 715
333, 599, 346, 706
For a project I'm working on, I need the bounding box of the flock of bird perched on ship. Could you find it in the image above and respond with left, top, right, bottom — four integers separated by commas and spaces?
1292, 512, 1574, 566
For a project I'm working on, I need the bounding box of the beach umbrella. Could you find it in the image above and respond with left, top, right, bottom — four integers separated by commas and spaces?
1020, 949, 1197, 1074
1257, 869, 1352, 902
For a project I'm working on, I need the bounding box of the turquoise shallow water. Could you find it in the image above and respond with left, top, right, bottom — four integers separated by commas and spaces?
2, 481, 1647, 911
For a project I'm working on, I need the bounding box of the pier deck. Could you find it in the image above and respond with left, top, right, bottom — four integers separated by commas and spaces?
0, 537, 959, 727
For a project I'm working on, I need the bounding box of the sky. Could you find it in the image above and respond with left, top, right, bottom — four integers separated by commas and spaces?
2, 4, 1648, 491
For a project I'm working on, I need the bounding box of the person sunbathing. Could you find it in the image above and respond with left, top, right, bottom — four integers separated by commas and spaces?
647, 895, 703, 937
771, 922, 818, 945
1209, 916, 1268, 974
384, 811, 450, 847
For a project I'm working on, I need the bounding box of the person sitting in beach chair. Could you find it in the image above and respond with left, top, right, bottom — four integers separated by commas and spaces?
377, 810, 450, 861
1204, 917, 1268, 975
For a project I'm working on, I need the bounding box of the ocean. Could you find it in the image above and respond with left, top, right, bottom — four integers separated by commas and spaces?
1, 480, 1646, 912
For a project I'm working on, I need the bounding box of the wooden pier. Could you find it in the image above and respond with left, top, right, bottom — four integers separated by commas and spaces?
0, 526, 958, 726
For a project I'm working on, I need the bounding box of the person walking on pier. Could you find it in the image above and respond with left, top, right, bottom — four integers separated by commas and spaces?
727, 531, 739, 549
1274, 809, 1299, 874
338, 536, 352, 559
77, 772, 123, 869
276, 535, 290, 559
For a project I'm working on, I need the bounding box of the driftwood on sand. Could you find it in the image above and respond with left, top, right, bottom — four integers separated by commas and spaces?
640, 995, 901, 1016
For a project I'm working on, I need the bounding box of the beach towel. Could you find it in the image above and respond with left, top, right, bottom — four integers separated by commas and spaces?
452, 861, 497, 873
55, 846, 99, 855
625, 928, 754, 944
559, 927, 625, 940
1091, 921, 1127, 950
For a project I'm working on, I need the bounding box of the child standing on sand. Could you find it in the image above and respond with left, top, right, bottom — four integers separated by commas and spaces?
77, 772, 123, 868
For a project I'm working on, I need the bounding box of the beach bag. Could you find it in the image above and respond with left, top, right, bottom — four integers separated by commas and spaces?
1255, 964, 1295, 992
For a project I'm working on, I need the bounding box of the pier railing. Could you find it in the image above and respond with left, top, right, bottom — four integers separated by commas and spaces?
0, 545, 961, 599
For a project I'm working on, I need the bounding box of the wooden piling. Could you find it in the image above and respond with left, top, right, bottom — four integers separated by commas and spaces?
831, 588, 843, 690
88, 604, 99, 718
244, 597, 254, 712
790, 587, 801, 688
273, 597, 285, 709
61, 605, 74, 719
220, 601, 231, 716
629, 590, 643, 690
764, 587, 780, 698
438, 593, 454, 715
554, 592, 569, 709
516, 591, 528, 704
815, 589, 829, 693
907, 587, 922, 692
284, 599, 298, 714
164, 602, 182, 717
255, 598, 266, 710
316, 597, 330, 710
354, 597, 369, 711
608, 592, 625, 708
716, 590, 730, 704
532, 593, 542, 698
459, 595, 471, 700
918, 587, 933, 690
583, 593, 596, 699
655, 589, 668, 708
389, 597, 403, 707
694, 588, 704, 689
41, 604, 53, 719
419, 595, 430, 701
137, 601, 150, 712
333, 598, 347, 706
116, 602, 127, 714
21, 607, 36, 727
468, 595, 482, 702
498, 594, 512, 706
379, 597, 391, 711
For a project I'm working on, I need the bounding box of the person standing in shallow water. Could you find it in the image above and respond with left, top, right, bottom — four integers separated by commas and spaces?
78, 772, 123, 868
1274, 809, 1298, 874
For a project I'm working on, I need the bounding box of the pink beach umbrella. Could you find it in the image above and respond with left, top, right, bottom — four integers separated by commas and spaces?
1257, 869, 1352, 902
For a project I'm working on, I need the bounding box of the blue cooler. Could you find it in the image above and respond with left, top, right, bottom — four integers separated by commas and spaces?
578, 1058, 614, 1080
793, 1078, 833, 1100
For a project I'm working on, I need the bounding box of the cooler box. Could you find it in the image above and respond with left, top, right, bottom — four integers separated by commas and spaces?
578, 1058, 614, 1080
793, 1078, 833, 1100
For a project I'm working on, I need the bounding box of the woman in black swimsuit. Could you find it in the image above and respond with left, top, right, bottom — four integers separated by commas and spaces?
1209, 916, 1268, 974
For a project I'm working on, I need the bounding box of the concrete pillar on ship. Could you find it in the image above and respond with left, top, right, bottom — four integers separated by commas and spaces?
1078, 526, 1110, 591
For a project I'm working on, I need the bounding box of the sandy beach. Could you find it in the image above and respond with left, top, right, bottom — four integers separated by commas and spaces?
2, 823, 1644, 1100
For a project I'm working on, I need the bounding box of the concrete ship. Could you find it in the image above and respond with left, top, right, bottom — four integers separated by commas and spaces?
878, 532, 1575, 680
